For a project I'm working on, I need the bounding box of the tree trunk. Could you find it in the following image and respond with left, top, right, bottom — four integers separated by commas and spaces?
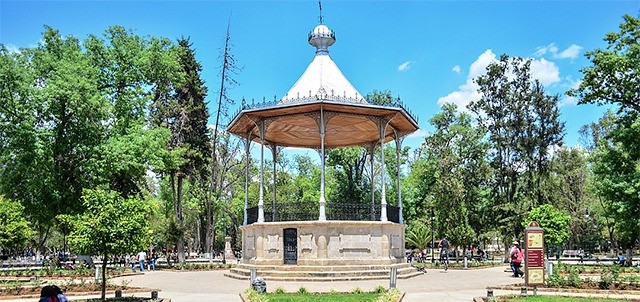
101, 254, 108, 302
204, 191, 213, 256
626, 248, 633, 266
177, 176, 185, 263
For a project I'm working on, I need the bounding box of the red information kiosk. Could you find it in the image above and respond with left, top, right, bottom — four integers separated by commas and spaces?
525, 221, 545, 286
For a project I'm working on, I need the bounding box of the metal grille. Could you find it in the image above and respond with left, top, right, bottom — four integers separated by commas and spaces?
247, 204, 401, 224
283, 228, 297, 264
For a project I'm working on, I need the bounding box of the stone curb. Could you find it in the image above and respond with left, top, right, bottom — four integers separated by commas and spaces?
0, 288, 158, 300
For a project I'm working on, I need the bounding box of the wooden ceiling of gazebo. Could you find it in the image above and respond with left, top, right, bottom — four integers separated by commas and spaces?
227, 101, 418, 149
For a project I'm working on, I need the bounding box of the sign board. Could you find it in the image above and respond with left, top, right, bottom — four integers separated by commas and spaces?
525, 221, 544, 286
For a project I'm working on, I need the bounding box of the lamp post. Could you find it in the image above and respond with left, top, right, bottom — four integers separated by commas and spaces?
222, 211, 227, 265
431, 209, 435, 263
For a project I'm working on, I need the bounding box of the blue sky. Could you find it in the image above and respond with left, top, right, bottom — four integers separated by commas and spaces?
2, 0, 639, 151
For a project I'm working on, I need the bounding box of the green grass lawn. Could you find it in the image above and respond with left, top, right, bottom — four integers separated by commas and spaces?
504, 296, 639, 302
264, 292, 381, 302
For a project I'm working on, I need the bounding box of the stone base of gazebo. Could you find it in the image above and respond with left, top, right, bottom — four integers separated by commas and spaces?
224, 221, 420, 281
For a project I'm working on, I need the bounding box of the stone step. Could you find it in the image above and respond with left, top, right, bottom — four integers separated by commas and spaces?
224, 264, 423, 281
231, 267, 416, 277
235, 263, 413, 272
224, 269, 423, 282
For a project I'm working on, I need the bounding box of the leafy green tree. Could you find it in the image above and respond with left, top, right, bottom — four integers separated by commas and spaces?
0, 196, 34, 251
327, 147, 370, 205
568, 14, 640, 113
524, 204, 571, 247
548, 147, 598, 249
150, 37, 211, 261
569, 14, 640, 265
420, 103, 489, 251
403, 158, 437, 224
469, 55, 564, 248
0, 27, 108, 252
62, 189, 151, 301
591, 113, 640, 265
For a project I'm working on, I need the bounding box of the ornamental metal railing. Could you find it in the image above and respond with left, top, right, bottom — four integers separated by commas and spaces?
246, 203, 400, 224
231, 95, 419, 126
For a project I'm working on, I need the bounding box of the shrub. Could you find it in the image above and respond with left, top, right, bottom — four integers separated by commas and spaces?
273, 286, 286, 294
567, 269, 582, 288
546, 272, 566, 288
372, 285, 387, 294
351, 287, 364, 294
297, 286, 308, 294
599, 271, 612, 290
375, 288, 402, 302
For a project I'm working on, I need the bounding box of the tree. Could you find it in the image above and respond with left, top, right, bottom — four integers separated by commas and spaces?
419, 103, 489, 251
469, 55, 564, 247
0, 27, 108, 253
62, 189, 151, 301
208, 17, 241, 259
0, 196, 34, 251
591, 113, 640, 265
569, 14, 640, 265
568, 15, 640, 113
524, 204, 571, 247
151, 37, 210, 262
548, 147, 598, 250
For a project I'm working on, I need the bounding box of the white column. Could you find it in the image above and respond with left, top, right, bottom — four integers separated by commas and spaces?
258, 121, 265, 223
395, 131, 403, 224
271, 145, 277, 222
379, 119, 388, 222
369, 144, 376, 221
319, 108, 326, 221
243, 132, 251, 226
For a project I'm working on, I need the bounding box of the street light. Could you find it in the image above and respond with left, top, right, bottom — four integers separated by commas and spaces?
431, 209, 435, 263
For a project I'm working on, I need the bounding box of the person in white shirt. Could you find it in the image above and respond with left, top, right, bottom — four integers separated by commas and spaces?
137, 250, 147, 272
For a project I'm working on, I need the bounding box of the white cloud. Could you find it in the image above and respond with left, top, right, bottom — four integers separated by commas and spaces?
406, 128, 429, 139
438, 49, 561, 111
438, 50, 497, 110
556, 44, 582, 59
398, 61, 411, 72
534, 43, 582, 60
534, 43, 558, 57
452, 65, 461, 74
530, 58, 560, 86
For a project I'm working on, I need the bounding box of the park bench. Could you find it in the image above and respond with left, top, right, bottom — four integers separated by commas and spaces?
562, 250, 584, 258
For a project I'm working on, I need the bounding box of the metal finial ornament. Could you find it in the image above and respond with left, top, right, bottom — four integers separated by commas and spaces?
318, 0, 324, 24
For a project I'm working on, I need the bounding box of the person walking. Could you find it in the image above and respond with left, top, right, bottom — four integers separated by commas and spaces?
137, 250, 147, 272
439, 237, 450, 271
510, 241, 524, 277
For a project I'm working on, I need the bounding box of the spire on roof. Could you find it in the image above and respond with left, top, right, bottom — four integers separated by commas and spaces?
279, 7, 367, 105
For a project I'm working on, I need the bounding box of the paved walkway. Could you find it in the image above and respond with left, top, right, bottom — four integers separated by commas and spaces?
1, 265, 522, 301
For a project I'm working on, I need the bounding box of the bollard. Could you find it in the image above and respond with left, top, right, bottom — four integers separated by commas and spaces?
95, 266, 100, 282
389, 267, 398, 288
151, 290, 158, 299
115, 290, 122, 298
250, 268, 257, 285
533, 287, 538, 296
487, 288, 493, 298
520, 287, 527, 296
549, 262, 554, 276
464, 256, 468, 269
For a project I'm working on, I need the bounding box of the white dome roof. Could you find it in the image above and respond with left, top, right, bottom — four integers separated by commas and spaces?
280, 24, 366, 105
313, 25, 331, 35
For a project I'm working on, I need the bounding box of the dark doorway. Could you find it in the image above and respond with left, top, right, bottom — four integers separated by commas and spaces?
283, 228, 297, 264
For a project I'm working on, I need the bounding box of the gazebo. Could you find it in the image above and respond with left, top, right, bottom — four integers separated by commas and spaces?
225, 21, 419, 280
